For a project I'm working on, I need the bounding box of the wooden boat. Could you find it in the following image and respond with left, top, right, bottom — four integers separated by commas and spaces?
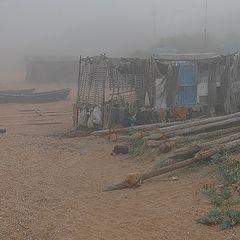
0, 89, 70, 103
0, 88, 35, 94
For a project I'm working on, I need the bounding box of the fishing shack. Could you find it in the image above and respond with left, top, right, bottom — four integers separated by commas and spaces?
73, 55, 155, 130
73, 53, 240, 131
153, 52, 240, 115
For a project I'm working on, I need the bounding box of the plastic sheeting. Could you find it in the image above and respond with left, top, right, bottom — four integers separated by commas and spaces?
155, 77, 167, 110
78, 109, 88, 127
87, 106, 102, 129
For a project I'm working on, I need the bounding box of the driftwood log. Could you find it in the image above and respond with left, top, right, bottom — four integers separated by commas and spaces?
93, 111, 240, 137
186, 125, 240, 142
104, 139, 240, 192
158, 112, 240, 135
166, 117, 240, 138
146, 126, 240, 142
145, 119, 240, 151
91, 121, 188, 137
171, 132, 240, 159
163, 126, 240, 147
138, 116, 240, 142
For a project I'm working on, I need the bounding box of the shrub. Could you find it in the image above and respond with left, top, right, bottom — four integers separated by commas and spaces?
129, 138, 146, 157
198, 208, 240, 229
202, 186, 231, 207
211, 153, 240, 185
222, 209, 240, 229
197, 208, 222, 226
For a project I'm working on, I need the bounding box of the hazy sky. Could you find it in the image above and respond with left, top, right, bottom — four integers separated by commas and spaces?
0, 0, 239, 81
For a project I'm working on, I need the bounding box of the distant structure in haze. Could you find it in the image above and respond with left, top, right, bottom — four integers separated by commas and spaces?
25, 56, 78, 83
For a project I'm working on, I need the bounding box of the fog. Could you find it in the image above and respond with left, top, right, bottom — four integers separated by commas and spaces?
0, 0, 240, 82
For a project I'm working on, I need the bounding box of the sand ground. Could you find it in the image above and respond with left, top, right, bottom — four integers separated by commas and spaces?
0, 85, 238, 240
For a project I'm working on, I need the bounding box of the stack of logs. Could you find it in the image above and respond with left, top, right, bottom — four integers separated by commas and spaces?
91, 112, 240, 191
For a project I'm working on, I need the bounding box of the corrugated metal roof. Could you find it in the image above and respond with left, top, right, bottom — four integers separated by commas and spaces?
153, 53, 220, 61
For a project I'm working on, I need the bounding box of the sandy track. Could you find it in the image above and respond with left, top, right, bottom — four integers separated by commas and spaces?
0, 96, 234, 240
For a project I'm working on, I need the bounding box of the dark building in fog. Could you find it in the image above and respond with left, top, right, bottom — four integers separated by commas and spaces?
25, 56, 79, 83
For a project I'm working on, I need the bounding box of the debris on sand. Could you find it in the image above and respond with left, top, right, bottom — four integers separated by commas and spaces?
111, 145, 129, 156
0, 128, 6, 134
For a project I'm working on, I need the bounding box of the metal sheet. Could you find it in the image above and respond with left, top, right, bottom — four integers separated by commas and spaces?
176, 62, 197, 106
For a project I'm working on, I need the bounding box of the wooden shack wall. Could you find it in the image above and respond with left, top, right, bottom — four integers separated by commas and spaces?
207, 61, 218, 115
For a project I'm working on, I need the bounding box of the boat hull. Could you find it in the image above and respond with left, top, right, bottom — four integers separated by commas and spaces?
0, 89, 71, 103
0, 89, 35, 95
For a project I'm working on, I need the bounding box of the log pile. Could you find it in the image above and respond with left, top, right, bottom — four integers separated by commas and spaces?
102, 112, 240, 191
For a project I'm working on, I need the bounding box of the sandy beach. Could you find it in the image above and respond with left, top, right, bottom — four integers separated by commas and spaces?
0, 85, 234, 240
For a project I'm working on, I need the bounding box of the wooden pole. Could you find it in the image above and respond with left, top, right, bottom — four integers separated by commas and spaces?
143, 116, 240, 142
92, 111, 240, 137
76, 56, 82, 124
171, 131, 240, 160
166, 116, 240, 138
208, 61, 217, 116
